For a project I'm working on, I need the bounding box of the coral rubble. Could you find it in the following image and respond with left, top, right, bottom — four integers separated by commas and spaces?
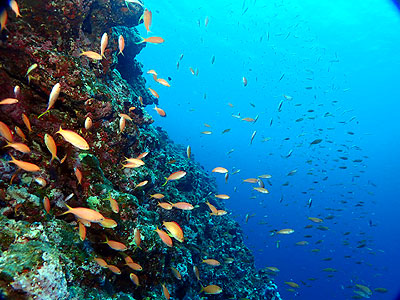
0, 0, 281, 299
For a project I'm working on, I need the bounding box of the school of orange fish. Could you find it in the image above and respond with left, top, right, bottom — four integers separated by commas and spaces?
0, 2, 233, 298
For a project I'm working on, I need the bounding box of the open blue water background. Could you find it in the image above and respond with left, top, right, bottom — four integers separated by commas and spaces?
135, 0, 400, 298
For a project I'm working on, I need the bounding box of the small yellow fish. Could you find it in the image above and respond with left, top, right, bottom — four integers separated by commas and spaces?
22, 113, 32, 132
56, 126, 89, 150
162, 170, 186, 186
100, 32, 108, 58
4, 142, 30, 153
38, 82, 61, 118
61, 204, 104, 223
0, 121, 13, 142
8, 155, 40, 172
212, 167, 228, 174
44, 134, 58, 163
0, 98, 18, 105
80, 51, 102, 60
118, 35, 125, 55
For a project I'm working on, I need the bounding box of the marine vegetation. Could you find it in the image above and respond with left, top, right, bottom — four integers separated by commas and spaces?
0, 0, 281, 299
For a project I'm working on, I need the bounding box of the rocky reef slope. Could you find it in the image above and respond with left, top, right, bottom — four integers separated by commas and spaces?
0, 0, 281, 299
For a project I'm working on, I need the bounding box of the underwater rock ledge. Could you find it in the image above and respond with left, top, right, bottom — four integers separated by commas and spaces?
0, 0, 282, 299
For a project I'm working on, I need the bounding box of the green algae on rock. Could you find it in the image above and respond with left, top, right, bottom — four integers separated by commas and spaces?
0, 0, 282, 299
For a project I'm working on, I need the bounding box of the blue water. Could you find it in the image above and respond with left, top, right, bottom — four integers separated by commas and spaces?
136, 0, 400, 299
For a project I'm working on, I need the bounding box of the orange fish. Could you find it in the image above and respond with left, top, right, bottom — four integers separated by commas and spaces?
14, 85, 21, 99
149, 88, 159, 98
135, 180, 148, 188
0, 98, 18, 105
162, 284, 170, 299
78, 221, 86, 241
105, 238, 127, 251
157, 202, 173, 210
201, 131, 212, 135
9, 155, 40, 172
215, 194, 230, 200
200, 285, 222, 295
139, 36, 165, 44
202, 259, 220, 266
107, 265, 121, 275
171, 267, 181, 280
125, 256, 143, 271
205, 201, 217, 214
14, 126, 26, 141
0, 10, 7, 32
143, 9, 152, 32
104, 192, 119, 213
74, 167, 82, 184
154, 106, 166, 117
162, 170, 186, 186
34, 177, 45, 187
94, 257, 108, 268
210, 209, 227, 216
134, 227, 141, 248
156, 78, 170, 87
56, 126, 90, 150
80, 51, 102, 60
100, 32, 108, 58
212, 167, 228, 174
150, 193, 165, 199
38, 82, 61, 118
4, 142, 30, 153
242, 76, 248, 86
130, 273, 140, 286
9, 0, 21, 17
163, 221, 184, 242
136, 151, 149, 159
155, 226, 173, 247
22, 113, 32, 132
123, 157, 145, 168
119, 113, 132, 121
253, 187, 269, 194
118, 35, 125, 55
61, 204, 104, 223
119, 116, 126, 133
100, 218, 118, 228
171, 202, 194, 210
84, 117, 92, 130
147, 69, 158, 77
43, 196, 51, 213
44, 134, 58, 163
0, 121, 13, 142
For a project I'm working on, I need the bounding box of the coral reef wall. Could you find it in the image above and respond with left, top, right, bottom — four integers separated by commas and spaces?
0, 0, 281, 299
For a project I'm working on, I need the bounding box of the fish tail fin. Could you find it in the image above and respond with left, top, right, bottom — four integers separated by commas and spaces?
135, 36, 145, 44
8, 154, 15, 163
60, 203, 72, 216
56, 126, 63, 134
37, 110, 49, 119
199, 283, 205, 293
161, 177, 168, 186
